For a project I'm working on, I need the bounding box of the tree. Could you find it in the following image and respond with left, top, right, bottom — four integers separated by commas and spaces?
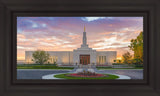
128, 32, 143, 63
32, 50, 50, 64
122, 51, 132, 64
118, 60, 122, 63
132, 58, 143, 65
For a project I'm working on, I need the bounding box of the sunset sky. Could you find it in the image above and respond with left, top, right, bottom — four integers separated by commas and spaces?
17, 17, 143, 60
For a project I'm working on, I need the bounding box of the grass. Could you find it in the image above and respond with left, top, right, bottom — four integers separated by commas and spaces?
54, 73, 119, 79
17, 64, 143, 70
17, 64, 74, 69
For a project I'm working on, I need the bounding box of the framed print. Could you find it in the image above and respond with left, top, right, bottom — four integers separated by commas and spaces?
13, 14, 147, 84
16, 16, 144, 80
0, 0, 160, 96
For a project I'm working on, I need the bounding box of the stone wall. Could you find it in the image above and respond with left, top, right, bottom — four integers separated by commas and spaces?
96, 51, 117, 65
73, 49, 97, 65
25, 51, 34, 64
25, 51, 73, 64
25, 51, 116, 65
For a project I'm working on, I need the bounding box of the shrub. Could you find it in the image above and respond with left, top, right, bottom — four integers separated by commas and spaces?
132, 58, 143, 65
113, 60, 116, 63
112, 63, 124, 65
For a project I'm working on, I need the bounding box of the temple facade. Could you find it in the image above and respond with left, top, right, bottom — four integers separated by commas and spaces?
25, 26, 117, 65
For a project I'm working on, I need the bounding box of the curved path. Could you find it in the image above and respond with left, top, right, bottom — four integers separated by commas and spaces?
42, 73, 131, 79
17, 69, 143, 79
97, 69, 143, 79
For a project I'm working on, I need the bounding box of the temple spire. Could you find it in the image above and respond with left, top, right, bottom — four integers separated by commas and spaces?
81, 25, 88, 48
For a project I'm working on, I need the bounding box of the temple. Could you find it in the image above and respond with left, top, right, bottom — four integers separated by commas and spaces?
25, 26, 117, 65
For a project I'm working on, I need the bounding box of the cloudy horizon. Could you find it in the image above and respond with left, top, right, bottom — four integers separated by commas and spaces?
17, 17, 143, 60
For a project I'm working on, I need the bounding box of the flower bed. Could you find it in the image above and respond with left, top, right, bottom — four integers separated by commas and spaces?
54, 73, 119, 79
66, 73, 107, 78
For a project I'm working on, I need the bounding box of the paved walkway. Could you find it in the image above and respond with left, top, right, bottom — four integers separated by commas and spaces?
17, 69, 143, 79
97, 70, 143, 79
17, 69, 72, 79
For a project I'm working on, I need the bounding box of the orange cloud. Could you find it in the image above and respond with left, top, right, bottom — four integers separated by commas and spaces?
17, 17, 143, 60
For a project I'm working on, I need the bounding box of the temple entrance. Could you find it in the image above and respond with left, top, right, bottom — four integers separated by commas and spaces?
80, 55, 90, 65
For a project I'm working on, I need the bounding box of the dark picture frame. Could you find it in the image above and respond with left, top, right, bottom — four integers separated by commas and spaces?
14, 13, 146, 83
0, 0, 160, 96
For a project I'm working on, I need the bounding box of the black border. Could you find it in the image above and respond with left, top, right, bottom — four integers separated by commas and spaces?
0, 0, 160, 96
12, 12, 148, 85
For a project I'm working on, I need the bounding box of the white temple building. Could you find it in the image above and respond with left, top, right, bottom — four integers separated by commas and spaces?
25, 26, 117, 65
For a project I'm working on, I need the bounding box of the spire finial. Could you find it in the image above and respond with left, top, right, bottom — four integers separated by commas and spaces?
84, 25, 85, 32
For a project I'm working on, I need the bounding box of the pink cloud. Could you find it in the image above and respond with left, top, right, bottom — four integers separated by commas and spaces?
17, 17, 143, 60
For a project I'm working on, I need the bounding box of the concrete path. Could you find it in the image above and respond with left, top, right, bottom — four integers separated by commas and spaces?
97, 69, 143, 79
17, 69, 72, 79
42, 73, 131, 79
17, 69, 143, 79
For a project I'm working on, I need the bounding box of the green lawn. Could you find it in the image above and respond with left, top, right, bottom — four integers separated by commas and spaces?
17, 64, 74, 69
17, 64, 143, 70
54, 73, 119, 79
